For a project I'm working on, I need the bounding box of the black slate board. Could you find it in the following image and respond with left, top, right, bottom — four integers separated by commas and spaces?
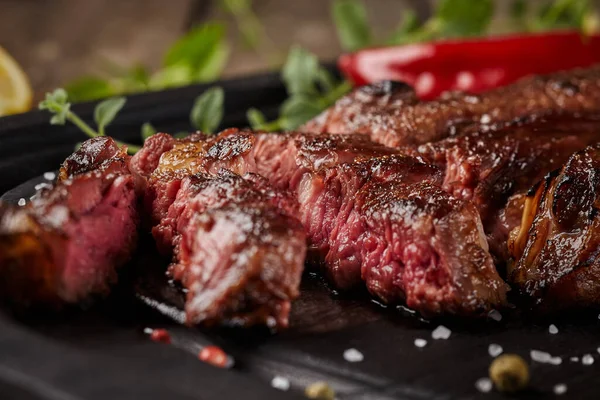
1, 72, 600, 400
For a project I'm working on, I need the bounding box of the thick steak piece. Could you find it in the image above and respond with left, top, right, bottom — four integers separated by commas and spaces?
302, 65, 600, 147
508, 144, 600, 310
131, 134, 306, 328
416, 115, 600, 260
155, 130, 507, 316
0, 137, 138, 306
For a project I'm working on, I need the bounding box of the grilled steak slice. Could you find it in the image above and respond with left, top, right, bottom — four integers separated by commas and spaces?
152, 130, 507, 316
160, 171, 305, 327
302, 65, 600, 147
0, 137, 138, 306
508, 144, 600, 309
416, 115, 600, 259
131, 134, 307, 328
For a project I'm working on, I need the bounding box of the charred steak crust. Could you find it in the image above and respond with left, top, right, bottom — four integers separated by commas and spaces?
131, 133, 307, 328
508, 144, 600, 309
0, 137, 139, 306
301, 65, 600, 147
151, 129, 508, 316
416, 114, 600, 261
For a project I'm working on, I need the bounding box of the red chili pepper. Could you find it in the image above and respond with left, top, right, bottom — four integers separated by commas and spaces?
338, 31, 600, 100
198, 345, 229, 368
148, 328, 171, 344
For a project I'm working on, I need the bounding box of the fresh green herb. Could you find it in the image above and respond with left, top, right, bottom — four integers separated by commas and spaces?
39, 89, 141, 154
529, 0, 596, 32
141, 122, 157, 141
94, 97, 126, 136
248, 47, 351, 132
332, 0, 372, 51
65, 22, 230, 102
190, 87, 225, 133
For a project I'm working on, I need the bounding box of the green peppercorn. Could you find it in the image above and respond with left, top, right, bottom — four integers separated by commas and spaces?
305, 381, 335, 400
489, 354, 530, 393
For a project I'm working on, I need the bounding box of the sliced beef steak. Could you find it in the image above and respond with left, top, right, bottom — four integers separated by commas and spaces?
153, 130, 507, 316
0, 137, 138, 307
508, 144, 600, 309
131, 133, 307, 328
416, 115, 600, 260
302, 65, 600, 147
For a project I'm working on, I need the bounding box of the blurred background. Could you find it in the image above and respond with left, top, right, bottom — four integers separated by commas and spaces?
1, 0, 599, 108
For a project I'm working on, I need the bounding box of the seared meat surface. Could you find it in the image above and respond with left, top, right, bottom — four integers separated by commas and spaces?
302, 65, 600, 147
416, 115, 600, 260
131, 134, 306, 328
152, 130, 508, 316
508, 144, 600, 309
0, 137, 138, 306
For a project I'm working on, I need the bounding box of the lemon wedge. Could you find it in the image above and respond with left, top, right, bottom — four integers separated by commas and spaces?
0, 46, 33, 116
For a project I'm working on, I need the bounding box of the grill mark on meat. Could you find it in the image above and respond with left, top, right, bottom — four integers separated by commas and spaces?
508, 144, 600, 310
131, 133, 306, 328
0, 137, 139, 307
147, 129, 508, 316
301, 65, 600, 147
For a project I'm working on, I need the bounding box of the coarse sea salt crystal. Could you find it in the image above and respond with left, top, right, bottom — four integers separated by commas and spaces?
570, 356, 580, 362
475, 377, 493, 393
531, 350, 552, 363
488, 344, 503, 357
549, 324, 559, 334
582, 354, 594, 365
271, 376, 290, 391
432, 325, 451, 340
488, 309, 502, 321
414, 338, 427, 348
343, 348, 364, 363
43, 171, 56, 181
17, 198, 26, 206
554, 384, 568, 395
549, 356, 562, 365
480, 114, 491, 124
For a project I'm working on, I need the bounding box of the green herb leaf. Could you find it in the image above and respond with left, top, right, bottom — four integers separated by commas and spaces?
436, 0, 494, 37
163, 23, 228, 76
247, 108, 267, 130
332, 0, 372, 51
65, 77, 116, 103
94, 97, 126, 136
279, 96, 323, 130
281, 46, 319, 96
141, 122, 157, 141
190, 87, 225, 133
195, 42, 231, 82
148, 64, 194, 91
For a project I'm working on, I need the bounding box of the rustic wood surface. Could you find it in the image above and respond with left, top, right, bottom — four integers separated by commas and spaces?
0, 0, 425, 99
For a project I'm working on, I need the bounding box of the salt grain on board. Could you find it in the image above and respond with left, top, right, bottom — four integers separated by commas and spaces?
475, 378, 493, 393
343, 348, 364, 363
414, 338, 427, 348
570, 356, 580, 362
549, 356, 562, 365
549, 324, 559, 334
554, 384, 568, 395
271, 376, 290, 391
17, 198, 26, 206
43, 172, 56, 181
582, 354, 594, 365
488, 309, 502, 321
531, 350, 552, 363
488, 344, 503, 357
432, 325, 451, 340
